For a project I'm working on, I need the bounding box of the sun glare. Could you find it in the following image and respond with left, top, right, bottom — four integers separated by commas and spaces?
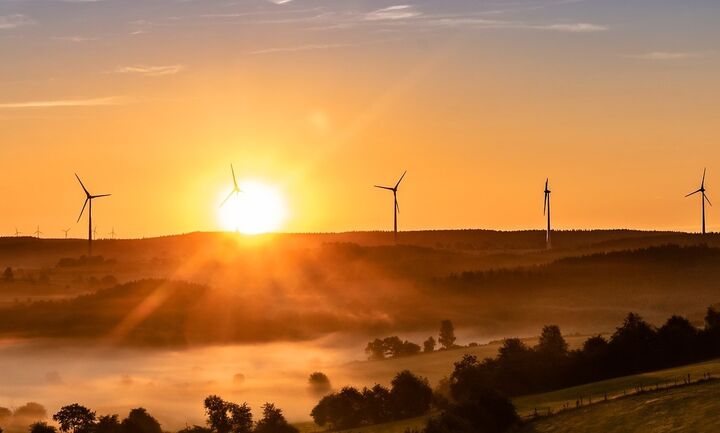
218, 180, 288, 235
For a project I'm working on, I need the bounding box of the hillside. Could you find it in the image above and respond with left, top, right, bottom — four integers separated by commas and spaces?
2, 239, 720, 345
523, 379, 720, 433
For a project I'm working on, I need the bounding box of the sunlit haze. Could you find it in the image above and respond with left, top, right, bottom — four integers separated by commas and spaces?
1, 1, 719, 237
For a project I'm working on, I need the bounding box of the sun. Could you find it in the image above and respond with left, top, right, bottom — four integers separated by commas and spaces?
218, 180, 288, 234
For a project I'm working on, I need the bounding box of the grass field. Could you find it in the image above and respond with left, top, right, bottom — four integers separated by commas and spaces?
523, 379, 720, 433
514, 358, 720, 415
300, 358, 720, 433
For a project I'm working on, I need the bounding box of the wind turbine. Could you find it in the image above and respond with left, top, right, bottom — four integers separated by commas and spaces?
220, 164, 242, 232
543, 178, 552, 249
75, 174, 111, 257
109, 227, 116, 239
34, 226, 42, 239
374, 171, 407, 243
62, 228, 71, 239
686, 168, 712, 234
14, 228, 21, 237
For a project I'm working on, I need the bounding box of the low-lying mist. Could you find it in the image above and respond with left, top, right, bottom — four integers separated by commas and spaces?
0, 337, 365, 432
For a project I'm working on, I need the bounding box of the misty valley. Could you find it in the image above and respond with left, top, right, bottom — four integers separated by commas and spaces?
1, 230, 720, 432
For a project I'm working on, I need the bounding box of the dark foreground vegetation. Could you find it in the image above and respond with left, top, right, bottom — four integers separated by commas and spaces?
443, 306, 720, 398
0, 396, 298, 433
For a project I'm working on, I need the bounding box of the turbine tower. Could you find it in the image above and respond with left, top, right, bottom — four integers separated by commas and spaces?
75, 174, 111, 257
374, 171, 407, 243
220, 164, 242, 232
14, 228, 21, 237
34, 226, 42, 239
685, 169, 712, 234
109, 227, 116, 239
543, 178, 552, 249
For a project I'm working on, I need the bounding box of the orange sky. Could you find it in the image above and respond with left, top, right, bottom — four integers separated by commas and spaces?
1, 0, 719, 237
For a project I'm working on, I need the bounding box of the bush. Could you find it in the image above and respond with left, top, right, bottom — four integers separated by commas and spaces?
308, 372, 332, 396
310, 371, 434, 429
29, 423, 57, 433
120, 408, 161, 433
254, 404, 298, 433
390, 371, 433, 418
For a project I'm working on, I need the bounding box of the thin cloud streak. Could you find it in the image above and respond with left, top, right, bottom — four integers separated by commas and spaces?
115, 65, 185, 76
0, 14, 34, 29
250, 43, 351, 55
630, 51, 709, 60
0, 96, 131, 109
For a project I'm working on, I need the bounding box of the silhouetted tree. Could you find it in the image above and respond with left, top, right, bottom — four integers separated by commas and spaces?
310, 387, 364, 430
120, 409, 160, 433
30, 423, 57, 433
204, 396, 252, 433
705, 306, 720, 331
609, 313, 659, 374
254, 404, 298, 433
389, 371, 433, 418
423, 337, 436, 353
361, 385, 392, 424
94, 415, 121, 433
439, 320, 456, 349
658, 315, 699, 366
3, 267, 13, 282
308, 372, 332, 396
365, 339, 385, 360
365, 337, 421, 359
419, 354, 519, 433
536, 325, 568, 358
53, 404, 96, 433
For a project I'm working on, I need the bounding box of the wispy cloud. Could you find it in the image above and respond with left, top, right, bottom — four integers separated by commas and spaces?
0, 14, 34, 30
52, 36, 98, 42
0, 96, 130, 109
630, 51, 709, 61
250, 43, 350, 55
535, 22, 607, 32
366, 5, 421, 21
115, 65, 185, 76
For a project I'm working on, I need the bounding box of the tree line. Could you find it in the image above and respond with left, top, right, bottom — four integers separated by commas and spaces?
310, 370, 435, 430
437, 306, 720, 397
4, 396, 298, 433
364, 320, 457, 360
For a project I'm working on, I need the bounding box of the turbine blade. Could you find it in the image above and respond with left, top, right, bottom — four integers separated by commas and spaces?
220, 191, 234, 207
93, 194, 111, 199
395, 199, 400, 214
702, 168, 706, 188
705, 193, 712, 206
75, 173, 90, 196
77, 198, 89, 223
231, 164, 238, 189
374, 185, 394, 191
543, 194, 548, 215
686, 189, 702, 197
395, 171, 407, 189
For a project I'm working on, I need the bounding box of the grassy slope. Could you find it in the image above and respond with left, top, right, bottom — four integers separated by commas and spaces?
302, 358, 720, 433
523, 379, 720, 433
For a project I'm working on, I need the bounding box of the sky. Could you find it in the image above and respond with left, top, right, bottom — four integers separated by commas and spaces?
1, 0, 719, 237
